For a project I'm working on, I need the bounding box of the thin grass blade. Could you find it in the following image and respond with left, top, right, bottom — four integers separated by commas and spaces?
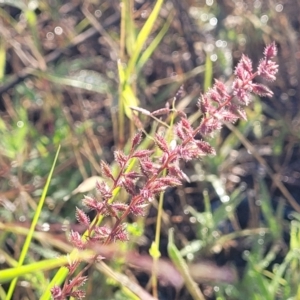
168, 228, 205, 300
5, 145, 61, 299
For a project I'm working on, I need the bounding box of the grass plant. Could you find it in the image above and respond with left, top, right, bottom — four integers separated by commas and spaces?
1, 1, 300, 300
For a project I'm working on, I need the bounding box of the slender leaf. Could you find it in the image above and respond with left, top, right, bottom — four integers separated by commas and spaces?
203, 52, 213, 92
0, 36, 6, 80
168, 228, 205, 300
136, 13, 173, 72
5, 145, 61, 299
125, 0, 164, 80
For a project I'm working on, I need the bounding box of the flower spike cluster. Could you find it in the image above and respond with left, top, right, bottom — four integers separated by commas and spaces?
198, 42, 278, 137
51, 43, 278, 299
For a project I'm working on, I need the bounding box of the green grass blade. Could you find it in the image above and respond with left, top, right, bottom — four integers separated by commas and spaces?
168, 228, 205, 300
243, 254, 273, 299
122, 84, 140, 119
118, 59, 126, 141
269, 252, 292, 297
123, 0, 136, 57
0, 36, 6, 81
136, 13, 173, 72
0, 257, 68, 284
40, 267, 69, 300
25, 8, 42, 54
203, 51, 213, 92
5, 145, 61, 300
125, 0, 164, 80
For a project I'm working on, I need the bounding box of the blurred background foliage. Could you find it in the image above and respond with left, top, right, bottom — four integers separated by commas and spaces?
1, 0, 300, 299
